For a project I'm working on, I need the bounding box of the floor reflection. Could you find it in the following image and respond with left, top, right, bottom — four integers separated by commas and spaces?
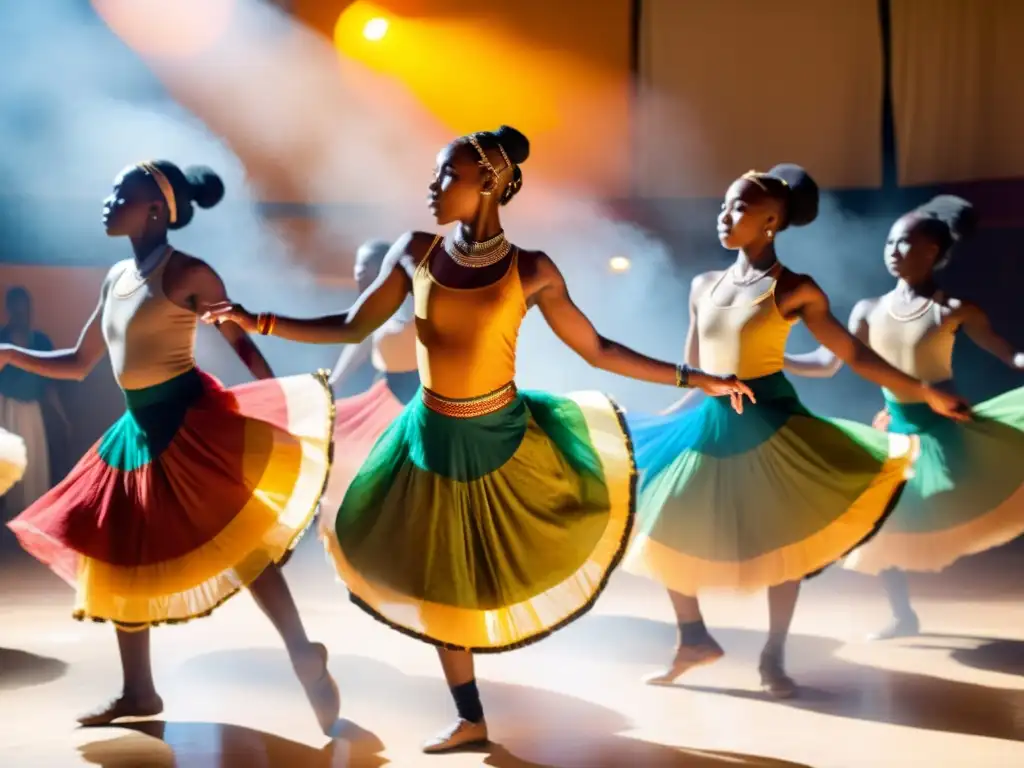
179, 650, 815, 768
551, 616, 1024, 743
77, 719, 386, 768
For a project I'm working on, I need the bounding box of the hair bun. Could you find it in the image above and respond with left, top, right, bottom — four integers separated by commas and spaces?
184, 165, 225, 209
493, 125, 530, 165
767, 163, 819, 227
919, 195, 977, 242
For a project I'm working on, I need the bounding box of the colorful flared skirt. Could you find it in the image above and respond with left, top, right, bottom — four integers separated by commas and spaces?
319, 373, 418, 529
845, 386, 1024, 574
7, 367, 334, 629
0, 425, 27, 498
322, 386, 635, 652
622, 372, 916, 594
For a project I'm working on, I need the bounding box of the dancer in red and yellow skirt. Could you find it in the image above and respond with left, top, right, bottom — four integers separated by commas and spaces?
320, 239, 419, 522
205, 125, 754, 753
0, 426, 27, 498
787, 195, 1024, 640
622, 165, 970, 698
0, 161, 339, 733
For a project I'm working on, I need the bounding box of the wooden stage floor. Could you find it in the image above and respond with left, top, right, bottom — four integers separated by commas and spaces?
2, 534, 1023, 767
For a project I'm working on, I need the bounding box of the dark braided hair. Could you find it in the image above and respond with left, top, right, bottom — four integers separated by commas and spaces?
463, 126, 530, 206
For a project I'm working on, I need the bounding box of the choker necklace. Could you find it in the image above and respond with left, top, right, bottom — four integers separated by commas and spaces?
731, 259, 779, 287
444, 229, 512, 268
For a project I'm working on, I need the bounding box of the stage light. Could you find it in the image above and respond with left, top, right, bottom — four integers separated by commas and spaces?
363, 17, 389, 41
609, 256, 631, 273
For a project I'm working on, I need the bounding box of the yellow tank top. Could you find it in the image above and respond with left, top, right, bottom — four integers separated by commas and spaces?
867, 292, 956, 403
696, 269, 796, 378
101, 248, 197, 391
412, 238, 526, 399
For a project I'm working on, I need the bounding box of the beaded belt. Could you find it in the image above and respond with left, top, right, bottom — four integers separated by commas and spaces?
421, 382, 518, 418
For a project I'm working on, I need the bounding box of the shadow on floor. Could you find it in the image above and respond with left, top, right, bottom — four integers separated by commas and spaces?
177, 649, 816, 768
907, 633, 1024, 678
550, 615, 1024, 743
0, 647, 68, 691
77, 718, 386, 768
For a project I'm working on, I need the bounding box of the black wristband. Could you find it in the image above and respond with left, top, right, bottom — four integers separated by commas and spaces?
675, 364, 692, 388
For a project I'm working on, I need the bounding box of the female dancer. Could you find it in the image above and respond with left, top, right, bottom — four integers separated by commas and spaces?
320, 239, 418, 518
0, 161, 340, 732
786, 195, 1024, 640
622, 165, 969, 698
204, 125, 754, 753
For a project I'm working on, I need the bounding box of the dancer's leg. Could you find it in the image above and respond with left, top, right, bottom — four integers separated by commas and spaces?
869, 568, 920, 640
424, 649, 489, 754
78, 628, 163, 726
646, 589, 724, 685
760, 580, 800, 699
248, 563, 340, 734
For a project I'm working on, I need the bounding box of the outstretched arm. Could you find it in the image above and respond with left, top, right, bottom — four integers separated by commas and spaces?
960, 303, 1024, 371
531, 255, 754, 403
793, 277, 969, 420
0, 283, 110, 381
201, 233, 415, 345
785, 299, 873, 378
328, 338, 373, 391
189, 261, 274, 380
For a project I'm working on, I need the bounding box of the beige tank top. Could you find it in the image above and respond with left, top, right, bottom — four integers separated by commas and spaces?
101, 248, 197, 391
371, 300, 418, 374
867, 291, 956, 402
696, 269, 796, 378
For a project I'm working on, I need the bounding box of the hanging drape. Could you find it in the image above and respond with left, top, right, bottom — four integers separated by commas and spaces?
636, 0, 884, 196
890, 0, 1024, 186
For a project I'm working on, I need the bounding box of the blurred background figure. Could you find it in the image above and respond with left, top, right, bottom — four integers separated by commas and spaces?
0, 286, 69, 513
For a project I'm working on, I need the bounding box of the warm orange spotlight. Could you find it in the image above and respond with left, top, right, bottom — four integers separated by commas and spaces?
363, 17, 389, 41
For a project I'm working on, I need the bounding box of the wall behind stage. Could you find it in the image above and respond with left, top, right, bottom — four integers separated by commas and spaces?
636, 0, 884, 197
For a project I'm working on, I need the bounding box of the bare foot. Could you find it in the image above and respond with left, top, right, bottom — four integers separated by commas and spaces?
867, 614, 920, 641
422, 718, 489, 754
644, 641, 725, 686
77, 693, 164, 727
293, 641, 341, 736
759, 656, 797, 700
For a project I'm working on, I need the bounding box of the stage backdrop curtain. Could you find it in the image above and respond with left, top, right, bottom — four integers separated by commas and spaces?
890, 0, 1024, 186
636, 0, 884, 197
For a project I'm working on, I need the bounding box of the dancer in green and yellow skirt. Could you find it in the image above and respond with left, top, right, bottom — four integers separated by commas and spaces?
204, 125, 754, 753
1, 161, 339, 732
622, 165, 970, 698
787, 195, 1024, 640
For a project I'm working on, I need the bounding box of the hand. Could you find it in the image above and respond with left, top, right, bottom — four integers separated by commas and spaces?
871, 409, 891, 431
201, 302, 257, 333
923, 386, 971, 422
691, 372, 756, 414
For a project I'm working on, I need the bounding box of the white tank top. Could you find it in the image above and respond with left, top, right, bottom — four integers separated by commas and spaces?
101, 248, 197, 391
